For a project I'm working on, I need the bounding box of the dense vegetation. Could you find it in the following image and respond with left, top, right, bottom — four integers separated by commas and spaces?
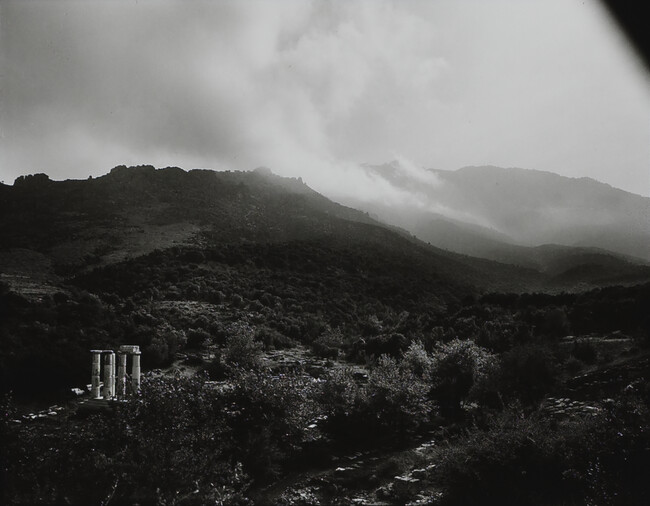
3, 261, 649, 503
2, 166, 649, 504
2, 260, 648, 400
3, 341, 650, 504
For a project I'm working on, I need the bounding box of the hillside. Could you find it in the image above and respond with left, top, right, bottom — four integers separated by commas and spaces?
0, 164, 532, 395
3, 165, 648, 301
2, 165, 648, 397
0, 165, 548, 297
348, 162, 650, 262
411, 219, 650, 288
3, 165, 650, 505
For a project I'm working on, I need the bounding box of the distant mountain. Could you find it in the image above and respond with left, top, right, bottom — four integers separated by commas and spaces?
342, 162, 650, 263
1, 165, 648, 302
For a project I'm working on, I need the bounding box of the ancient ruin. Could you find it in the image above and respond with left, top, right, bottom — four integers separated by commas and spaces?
90, 345, 141, 400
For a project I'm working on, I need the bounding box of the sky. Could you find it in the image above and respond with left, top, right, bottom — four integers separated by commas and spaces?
1, 0, 649, 199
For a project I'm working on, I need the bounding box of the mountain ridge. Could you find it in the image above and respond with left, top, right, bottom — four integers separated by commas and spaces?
347, 162, 650, 262
1, 165, 649, 299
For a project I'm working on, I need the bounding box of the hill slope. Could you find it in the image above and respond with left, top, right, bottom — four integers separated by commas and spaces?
1, 165, 649, 399
348, 162, 650, 261
2, 165, 649, 298
0, 165, 541, 297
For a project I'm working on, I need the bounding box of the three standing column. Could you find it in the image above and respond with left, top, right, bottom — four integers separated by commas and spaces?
91, 346, 141, 400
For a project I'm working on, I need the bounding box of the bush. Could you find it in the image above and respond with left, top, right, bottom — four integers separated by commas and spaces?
435, 407, 588, 505
571, 339, 598, 365
186, 328, 211, 349
256, 327, 295, 350
311, 327, 345, 359
564, 355, 585, 375
435, 396, 650, 506
223, 323, 263, 370
319, 367, 370, 438
400, 340, 433, 378
3, 375, 248, 505
225, 369, 320, 480
142, 323, 186, 367
366, 355, 432, 432
429, 339, 496, 417
319, 356, 433, 439
499, 344, 559, 405
364, 332, 409, 359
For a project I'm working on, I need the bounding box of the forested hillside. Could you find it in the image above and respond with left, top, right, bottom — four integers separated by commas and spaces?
2, 166, 650, 505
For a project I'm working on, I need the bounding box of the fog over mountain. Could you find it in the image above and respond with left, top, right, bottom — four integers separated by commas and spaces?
336, 161, 650, 262
3, 164, 649, 297
1, 0, 649, 200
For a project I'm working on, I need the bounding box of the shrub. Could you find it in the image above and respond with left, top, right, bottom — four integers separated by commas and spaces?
114, 374, 243, 503
366, 355, 432, 432
231, 293, 245, 308
435, 407, 588, 505
435, 396, 650, 506
400, 340, 433, 378
223, 323, 263, 370
429, 339, 496, 417
571, 339, 598, 365
319, 367, 369, 438
186, 327, 211, 349
364, 332, 409, 359
499, 344, 559, 405
225, 369, 321, 481
3, 375, 248, 505
142, 323, 186, 367
311, 327, 345, 359
320, 356, 433, 439
145, 335, 169, 366
256, 326, 295, 350
538, 306, 570, 338
565, 355, 585, 374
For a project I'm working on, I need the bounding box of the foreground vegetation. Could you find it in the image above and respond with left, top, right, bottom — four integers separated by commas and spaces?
3, 342, 649, 504
2, 167, 649, 504
2, 245, 649, 504
2, 258, 649, 503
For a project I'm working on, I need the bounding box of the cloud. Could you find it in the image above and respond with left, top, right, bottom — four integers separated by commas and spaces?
0, 1, 448, 190
390, 154, 442, 188
0, 0, 648, 201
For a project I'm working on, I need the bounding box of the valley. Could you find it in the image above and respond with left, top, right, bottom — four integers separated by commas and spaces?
1, 165, 649, 505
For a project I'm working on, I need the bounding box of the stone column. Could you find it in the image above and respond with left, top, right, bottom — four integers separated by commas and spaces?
117, 352, 127, 399
131, 351, 141, 393
103, 351, 115, 400
111, 353, 116, 395
91, 350, 102, 398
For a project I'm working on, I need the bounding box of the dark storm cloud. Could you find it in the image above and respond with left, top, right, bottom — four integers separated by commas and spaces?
1, 0, 648, 200
1, 2, 261, 170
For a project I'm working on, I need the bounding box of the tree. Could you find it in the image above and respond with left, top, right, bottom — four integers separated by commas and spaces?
367, 355, 432, 431
430, 339, 495, 416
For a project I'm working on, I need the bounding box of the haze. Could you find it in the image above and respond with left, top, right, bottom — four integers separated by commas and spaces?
1, 0, 648, 199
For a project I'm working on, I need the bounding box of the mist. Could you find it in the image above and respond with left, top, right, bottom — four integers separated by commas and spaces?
1, 0, 649, 203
